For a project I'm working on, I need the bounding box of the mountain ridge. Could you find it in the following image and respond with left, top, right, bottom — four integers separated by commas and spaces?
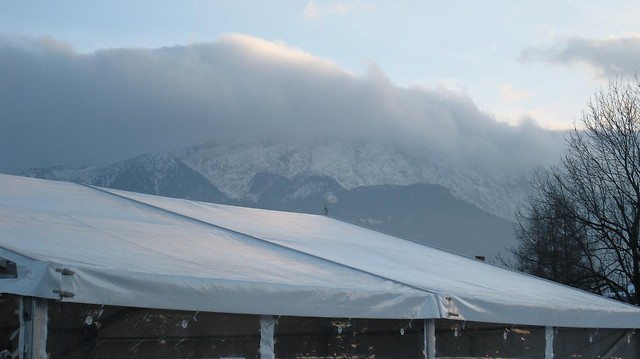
20, 153, 228, 203
178, 140, 530, 220
19, 143, 519, 259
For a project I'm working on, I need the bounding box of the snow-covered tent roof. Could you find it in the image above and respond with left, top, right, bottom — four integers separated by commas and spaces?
1, 174, 639, 329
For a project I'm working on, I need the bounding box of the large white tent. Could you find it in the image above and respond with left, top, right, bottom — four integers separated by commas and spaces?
1, 174, 639, 358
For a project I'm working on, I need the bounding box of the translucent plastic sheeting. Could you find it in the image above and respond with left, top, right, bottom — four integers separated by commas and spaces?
44, 301, 427, 359
46, 301, 261, 359
12, 297, 640, 359
273, 317, 424, 358
433, 321, 640, 359
434, 320, 545, 359
0, 294, 19, 358
553, 327, 639, 358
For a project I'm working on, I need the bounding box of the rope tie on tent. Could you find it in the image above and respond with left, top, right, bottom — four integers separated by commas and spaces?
332, 318, 351, 334
179, 311, 200, 329
400, 319, 413, 335
52, 290, 74, 299
445, 296, 460, 318
53, 267, 76, 300
55, 268, 75, 276
84, 305, 104, 326
265, 315, 281, 329
450, 321, 465, 337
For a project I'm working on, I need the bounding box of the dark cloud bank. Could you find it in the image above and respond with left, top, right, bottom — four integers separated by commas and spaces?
521, 35, 640, 77
1, 34, 563, 174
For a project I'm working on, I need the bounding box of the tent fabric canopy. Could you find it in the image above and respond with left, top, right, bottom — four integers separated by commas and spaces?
1, 174, 639, 328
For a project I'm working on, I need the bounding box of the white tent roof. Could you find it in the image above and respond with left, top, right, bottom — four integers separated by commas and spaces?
1, 174, 639, 328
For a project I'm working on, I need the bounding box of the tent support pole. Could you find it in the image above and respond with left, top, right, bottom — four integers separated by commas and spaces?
424, 319, 435, 359
545, 326, 554, 359
19, 296, 48, 359
260, 315, 276, 359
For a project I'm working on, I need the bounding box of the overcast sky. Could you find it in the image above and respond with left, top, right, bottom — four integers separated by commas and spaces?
1, 1, 639, 173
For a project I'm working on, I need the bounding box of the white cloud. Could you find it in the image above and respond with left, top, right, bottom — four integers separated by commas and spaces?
302, 0, 374, 21
216, 33, 341, 72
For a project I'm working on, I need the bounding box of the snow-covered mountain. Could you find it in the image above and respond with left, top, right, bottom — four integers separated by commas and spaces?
178, 140, 530, 220
21, 153, 227, 203
19, 140, 528, 259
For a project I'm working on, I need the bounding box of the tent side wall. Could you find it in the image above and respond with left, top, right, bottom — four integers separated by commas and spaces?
18, 299, 435, 359
4, 297, 639, 359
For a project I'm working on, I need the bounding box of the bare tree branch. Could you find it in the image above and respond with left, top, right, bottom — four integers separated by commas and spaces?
513, 76, 640, 304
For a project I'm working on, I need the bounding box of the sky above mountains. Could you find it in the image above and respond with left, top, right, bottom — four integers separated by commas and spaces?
1, 1, 639, 174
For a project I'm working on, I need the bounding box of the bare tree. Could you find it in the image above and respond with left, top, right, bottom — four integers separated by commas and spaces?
512, 191, 596, 292
515, 77, 640, 304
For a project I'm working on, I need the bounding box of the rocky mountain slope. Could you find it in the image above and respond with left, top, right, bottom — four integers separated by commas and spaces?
20, 153, 227, 203
178, 140, 530, 220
